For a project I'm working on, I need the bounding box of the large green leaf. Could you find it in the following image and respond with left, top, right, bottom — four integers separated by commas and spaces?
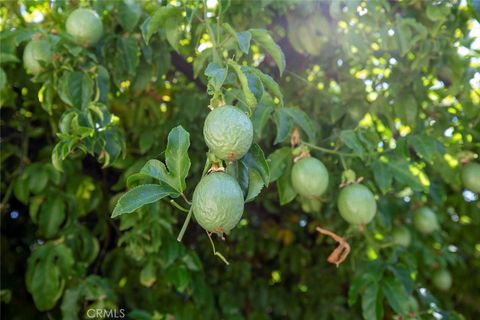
111, 184, 176, 217
117, 0, 142, 32
58, 71, 94, 110
249, 29, 286, 75
26, 244, 74, 311
382, 276, 410, 316
283, 107, 316, 142
141, 6, 182, 45
242, 143, 270, 186
268, 147, 291, 182
371, 160, 393, 194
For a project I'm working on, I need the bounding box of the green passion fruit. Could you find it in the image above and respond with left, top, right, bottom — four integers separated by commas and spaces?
337, 184, 377, 225
461, 162, 480, 193
203, 105, 253, 161
432, 269, 452, 291
23, 40, 52, 75
66, 8, 103, 47
413, 207, 439, 235
291, 157, 329, 198
392, 226, 411, 247
191, 172, 244, 234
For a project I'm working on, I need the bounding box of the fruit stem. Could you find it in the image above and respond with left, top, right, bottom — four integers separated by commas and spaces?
206, 231, 230, 265
169, 199, 189, 213
180, 193, 192, 205
301, 142, 357, 157
177, 207, 193, 242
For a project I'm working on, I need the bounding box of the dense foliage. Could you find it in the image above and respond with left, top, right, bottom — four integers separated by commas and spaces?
1, 0, 480, 319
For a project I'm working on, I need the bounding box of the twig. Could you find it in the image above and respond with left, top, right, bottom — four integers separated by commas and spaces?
316, 226, 351, 267
177, 207, 193, 242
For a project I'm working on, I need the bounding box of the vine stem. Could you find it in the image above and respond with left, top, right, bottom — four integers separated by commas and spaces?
206, 231, 230, 265
169, 199, 189, 213
301, 142, 357, 157
177, 207, 193, 242
181, 193, 192, 205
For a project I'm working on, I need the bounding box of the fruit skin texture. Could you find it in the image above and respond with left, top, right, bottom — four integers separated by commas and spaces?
337, 184, 377, 225
432, 269, 452, 291
23, 40, 52, 75
203, 105, 253, 161
413, 207, 439, 235
392, 226, 411, 247
66, 9, 103, 47
192, 172, 244, 234
291, 157, 329, 198
461, 162, 480, 193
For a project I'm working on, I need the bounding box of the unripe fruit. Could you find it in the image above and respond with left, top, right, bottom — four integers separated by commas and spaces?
23, 40, 52, 75
461, 162, 480, 193
291, 157, 329, 198
432, 269, 452, 291
66, 9, 103, 47
413, 207, 439, 235
203, 105, 253, 161
192, 172, 244, 234
337, 184, 377, 225
392, 226, 411, 247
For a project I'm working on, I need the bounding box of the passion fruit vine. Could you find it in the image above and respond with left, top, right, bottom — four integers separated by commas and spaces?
191, 172, 244, 234
23, 40, 52, 75
337, 184, 377, 225
203, 105, 253, 161
66, 8, 103, 47
291, 157, 329, 198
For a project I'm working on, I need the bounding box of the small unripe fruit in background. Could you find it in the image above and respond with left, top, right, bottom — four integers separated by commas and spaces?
432, 269, 452, 291
291, 157, 329, 198
337, 184, 376, 225
66, 8, 103, 47
192, 172, 244, 234
203, 105, 253, 161
413, 207, 439, 235
461, 162, 480, 193
23, 40, 52, 75
392, 226, 411, 247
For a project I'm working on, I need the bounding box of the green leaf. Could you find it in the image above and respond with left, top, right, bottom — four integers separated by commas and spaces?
142, 6, 180, 43
228, 60, 257, 111
112, 184, 176, 218
205, 63, 227, 91
250, 68, 284, 105
382, 276, 409, 316
14, 177, 29, 204
60, 287, 81, 320
165, 16, 183, 52
38, 195, 66, 238
371, 160, 393, 194
251, 101, 274, 140
277, 163, 296, 205
0, 67, 6, 90
96, 65, 110, 104
223, 23, 251, 54
242, 143, 270, 186
245, 169, 263, 202
408, 134, 437, 163
241, 66, 264, 103
0, 52, 20, 64
26, 244, 74, 311
340, 130, 365, 156
164, 126, 191, 192
274, 108, 293, 144
394, 94, 417, 125
117, 0, 142, 32
58, 71, 93, 110
118, 36, 140, 77
249, 29, 286, 75
268, 147, 291, 182
361, 283, 382, 320
387, 160, 425, 191
283, 107, 316, 142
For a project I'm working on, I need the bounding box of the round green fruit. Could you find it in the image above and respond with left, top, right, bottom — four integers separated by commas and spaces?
203, 105, 253, 161
432, 269, 452, 291
66, 9, 103, 47
23, 40, 52, 75
392, 226, 411, 247
192, 172, 244, 234
337, 184, 377, 225
291, 157, 329, 198
413, 207, 439, 235
461, 162, 480, 193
